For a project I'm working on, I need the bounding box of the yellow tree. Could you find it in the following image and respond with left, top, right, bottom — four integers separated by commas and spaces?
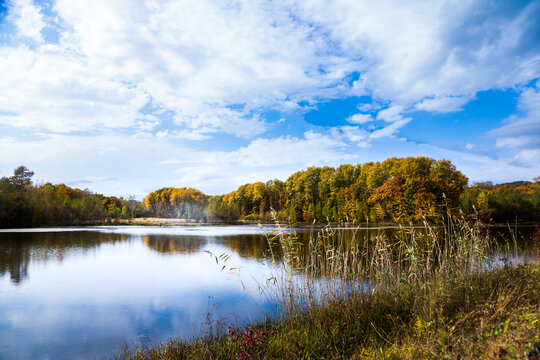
368, 177, 410, 222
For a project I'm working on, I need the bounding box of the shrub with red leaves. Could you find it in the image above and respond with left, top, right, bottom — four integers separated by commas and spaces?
533, 224, 540, 260
228, 327, 275, 360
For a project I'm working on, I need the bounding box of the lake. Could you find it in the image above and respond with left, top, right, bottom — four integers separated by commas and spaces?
0, 224, 534, 359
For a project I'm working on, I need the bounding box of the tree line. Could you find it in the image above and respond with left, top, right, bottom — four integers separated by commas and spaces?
460, 179, 540, 223
0, 166, 143, 227
1, 158, 539, 227
142, 157, 472, 223
203, 158, 539, 223
204, 157, 469, 223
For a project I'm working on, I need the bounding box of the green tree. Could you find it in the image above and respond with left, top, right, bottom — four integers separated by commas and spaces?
10, 166, 34, 187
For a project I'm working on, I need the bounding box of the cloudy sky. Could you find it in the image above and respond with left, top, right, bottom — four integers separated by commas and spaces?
0, 0, 539, 198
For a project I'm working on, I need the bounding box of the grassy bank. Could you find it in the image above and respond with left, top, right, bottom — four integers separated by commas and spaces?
116, 219, 540, 360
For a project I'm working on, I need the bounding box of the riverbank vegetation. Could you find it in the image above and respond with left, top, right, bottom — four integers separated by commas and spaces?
116, 219, 540, 359
148, 156, 539, 224
161, 157, 471, 223
143, 187, 207, 220
460, 180, 540, 223
0, 166, 142, 227
1, 157, 539, 228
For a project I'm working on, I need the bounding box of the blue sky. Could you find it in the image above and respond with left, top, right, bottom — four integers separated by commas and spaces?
0, 0, 539, 198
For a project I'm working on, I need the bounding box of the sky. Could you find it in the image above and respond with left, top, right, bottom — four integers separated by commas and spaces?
0, 0, 539, 198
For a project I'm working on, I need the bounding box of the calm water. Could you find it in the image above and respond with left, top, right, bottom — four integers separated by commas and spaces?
0, 225, 534, 360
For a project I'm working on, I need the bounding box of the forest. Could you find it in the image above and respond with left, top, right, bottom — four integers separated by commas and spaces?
204, 157, 539, 223
0, 157, 539, 227
0, 166, 141, 227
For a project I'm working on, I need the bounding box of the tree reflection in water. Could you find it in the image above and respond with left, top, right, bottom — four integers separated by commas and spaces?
142, 235, 206, 254
0, 231, 128, 284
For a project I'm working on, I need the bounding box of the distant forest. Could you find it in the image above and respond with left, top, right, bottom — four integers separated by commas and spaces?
1, 157, 539, 228
0, 166, 141, 227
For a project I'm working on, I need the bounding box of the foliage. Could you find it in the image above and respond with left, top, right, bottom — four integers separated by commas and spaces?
10, 166, 34, 187
534, 224, 540, 259
207, 157, 468, 223
142, 187, 207, 220
227, 327, 275, 360
459, 179, 540, 222
208, 179, 287, 222
2, 158, 539, 227
0, 166, 143, 227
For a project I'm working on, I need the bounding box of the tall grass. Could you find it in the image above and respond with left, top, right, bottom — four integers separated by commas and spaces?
116, 216, 539, 359
262, 214, 497, 322
244, 216, 539, 358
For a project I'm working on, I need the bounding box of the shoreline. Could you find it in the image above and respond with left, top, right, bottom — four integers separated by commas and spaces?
0, 217, 537, 230
115, 261, 540, 360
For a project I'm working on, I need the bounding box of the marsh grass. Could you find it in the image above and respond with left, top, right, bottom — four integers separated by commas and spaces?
116, 216, 540, 359
260, 214, 495, 320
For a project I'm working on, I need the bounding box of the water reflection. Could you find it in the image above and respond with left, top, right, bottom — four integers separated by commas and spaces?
0, 227, 285, 360
143, 235, 206, 254
0, 231, 128, 284
0, 225, 533, 286
0, 225, 535, 360
223, 233, 272, 259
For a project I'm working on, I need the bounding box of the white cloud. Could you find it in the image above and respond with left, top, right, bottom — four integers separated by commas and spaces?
495, 136, 533, 149
0, 129, 357, 196
489, 83, 540, 167
1, 123, 537, 198
2, 0, 539, 140
159, 159, 182, 165
230, 130, 346, 168
347, 113, 373, 124
333, 126, 370, 147
376, 105, 408, 123
43, 0, 361, 137
370, 117, 412, 139
444, 149, 538, 184
9, 0, 45, 43
173, 108, 268, 139
169, 130, 213, 141
0, 45, 148, 132
415, 96, 470, 113
1, 0, 540, 195
0, 133, 203, 197
367, 104, 412, 139
357, 102, 382, 112
517, 149, 540, 165
297, 0, 540, 102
